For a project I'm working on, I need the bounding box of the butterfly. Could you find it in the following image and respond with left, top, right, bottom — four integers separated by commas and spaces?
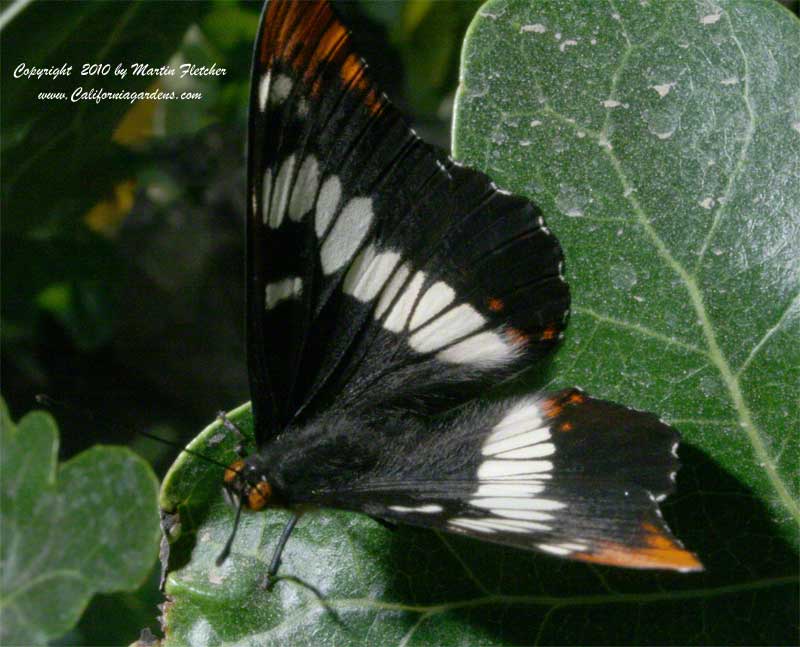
218, 0, 702, 580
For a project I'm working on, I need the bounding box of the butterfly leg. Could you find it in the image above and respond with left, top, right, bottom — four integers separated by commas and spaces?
216, 411, 247, 457
261, 513, 300, 589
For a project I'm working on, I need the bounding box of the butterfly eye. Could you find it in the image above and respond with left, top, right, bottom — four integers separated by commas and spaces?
247, 481, 272, 511
224, 459, 246, 485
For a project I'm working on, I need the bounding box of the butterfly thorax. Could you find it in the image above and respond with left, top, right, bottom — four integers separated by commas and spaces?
255, 409, 428, 506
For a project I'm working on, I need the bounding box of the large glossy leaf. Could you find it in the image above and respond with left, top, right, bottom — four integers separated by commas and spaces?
0, 399, 160, 645
159, 0, 799, 644
453, 0, 799, 547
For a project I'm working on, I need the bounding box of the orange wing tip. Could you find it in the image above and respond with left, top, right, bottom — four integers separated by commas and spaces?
575, 524, 703, 572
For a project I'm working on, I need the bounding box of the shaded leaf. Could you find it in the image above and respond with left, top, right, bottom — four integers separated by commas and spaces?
0, 399, 160, 645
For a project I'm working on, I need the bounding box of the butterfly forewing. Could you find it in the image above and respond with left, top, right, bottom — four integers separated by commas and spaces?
248, 0, 569, 443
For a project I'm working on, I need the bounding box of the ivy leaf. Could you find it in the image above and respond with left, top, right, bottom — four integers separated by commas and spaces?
453, 0, 799, 547
160, 0, 798, 644
0, 400, 160, 645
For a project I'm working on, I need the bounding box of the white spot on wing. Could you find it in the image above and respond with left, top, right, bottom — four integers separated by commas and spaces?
375, 264, 410, 319
538, 543, 571, 556
495, 442, 556, 459
475, 482, 545, 497
384, 271, 426, 332
450, 517, 550, 533
494, 508, 553, 521
409, 282, 456, 330
297, 98, 309, 117
484, 519, 550, 532
320, 197, 373, 275
388, 504, 443, 514
269, 155, 296, 229
265, 277, 302, 309
409, 304, 486, 353
270, 73, 292, 104
258, 70, 271, 111
436, 331, 517, 366
315, 175, 342, 237
477, 459, 553, 479
487, 402, 544, 442
449, 518, 496, 533
288, 155, 319, 222
484, 427, 549, 455
471, 497, 566, 511
344, 246, 402, 302
559, 542, 589, 551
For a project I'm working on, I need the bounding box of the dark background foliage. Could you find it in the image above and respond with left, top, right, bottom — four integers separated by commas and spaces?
1, 1, 478, 643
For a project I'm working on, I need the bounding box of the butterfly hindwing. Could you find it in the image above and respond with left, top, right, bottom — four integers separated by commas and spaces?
307, 390, 701, 572
248, 0, 570, 442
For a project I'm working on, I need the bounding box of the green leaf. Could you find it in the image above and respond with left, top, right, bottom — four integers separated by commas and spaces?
453, 0, 799, 546
159, 1, 799, 644
0, 399, 160, 645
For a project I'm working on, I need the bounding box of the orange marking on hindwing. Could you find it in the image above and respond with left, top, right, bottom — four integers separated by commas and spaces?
567, 391, 586, 406
574, 522, 703, 571
559, 422, 574, 432
505, 327, 530, 348
540, 397, 563, 419
487, 297, 504, 312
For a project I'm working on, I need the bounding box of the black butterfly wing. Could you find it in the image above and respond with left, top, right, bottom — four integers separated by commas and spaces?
248, 0, 569, 445
307, 390, 702, 572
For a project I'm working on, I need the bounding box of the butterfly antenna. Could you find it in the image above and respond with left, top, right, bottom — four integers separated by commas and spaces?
216, 496, 245, 566
36, 392, 236, 472
137, 429, 235, 471
35, 394, 95, 420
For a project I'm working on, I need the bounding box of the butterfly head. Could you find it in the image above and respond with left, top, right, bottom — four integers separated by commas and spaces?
223, 456, 273, 511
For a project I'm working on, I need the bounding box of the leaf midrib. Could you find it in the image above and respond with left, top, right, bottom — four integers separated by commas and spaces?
262, 574, 798, 647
